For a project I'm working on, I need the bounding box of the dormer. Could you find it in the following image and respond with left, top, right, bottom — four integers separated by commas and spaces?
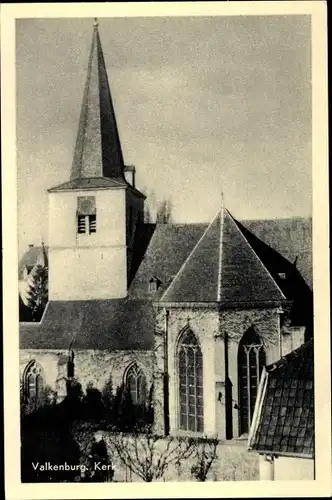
149, 276, 162, 293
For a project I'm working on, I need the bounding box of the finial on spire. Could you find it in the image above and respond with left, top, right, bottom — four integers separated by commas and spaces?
93, 18, 99, 30
220, 189, 225, 212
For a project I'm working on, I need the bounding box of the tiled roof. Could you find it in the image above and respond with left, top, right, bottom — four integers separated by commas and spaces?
20, 299, 154, 350
248, 339, 314, 457
160, 210, 286, 306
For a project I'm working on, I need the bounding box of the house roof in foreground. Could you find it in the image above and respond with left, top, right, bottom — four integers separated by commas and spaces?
248, 339, 314, 458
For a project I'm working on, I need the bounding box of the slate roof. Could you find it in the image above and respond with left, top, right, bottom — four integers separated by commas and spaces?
20, 299, 154, 350
19, 215, 313, 348
243, 218, 312, 289
129, 223, 208, 299
48, 177, 127, 192
50, 21, 127, 193
160, 210, 286, 306
248, 339, 314, 458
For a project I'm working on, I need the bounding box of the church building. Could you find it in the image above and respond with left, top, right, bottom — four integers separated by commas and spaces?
19, 20, 313, 441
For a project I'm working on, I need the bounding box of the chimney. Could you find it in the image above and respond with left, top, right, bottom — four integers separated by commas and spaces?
124, 165, 136, 188
28, 244, 34, 250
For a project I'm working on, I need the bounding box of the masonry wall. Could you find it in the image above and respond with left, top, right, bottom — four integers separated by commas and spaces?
169, 307, 219, 437
220, 307, 282, 439
20, 349, 154, 401
153, 305, 283, 439
48, 188, 128, 300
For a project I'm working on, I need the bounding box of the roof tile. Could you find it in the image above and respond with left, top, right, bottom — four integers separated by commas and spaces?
249, 339, 314, 457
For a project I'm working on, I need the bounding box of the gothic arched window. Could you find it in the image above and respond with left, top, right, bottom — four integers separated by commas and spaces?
238, 327, 266, 435
125, 363, 147, 404
23, 360, 44, 401
178, 329, 204, 433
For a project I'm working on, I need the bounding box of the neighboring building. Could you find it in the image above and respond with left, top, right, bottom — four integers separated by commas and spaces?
247, 339, 314, 480
18, 244, 48, 306
19, 20, 313, 441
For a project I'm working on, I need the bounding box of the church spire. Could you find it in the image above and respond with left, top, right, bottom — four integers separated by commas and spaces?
70, 18, 125, 181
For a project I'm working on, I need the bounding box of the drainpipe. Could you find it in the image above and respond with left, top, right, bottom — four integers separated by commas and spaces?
277, 307, 284, 359
163, 308, 170, 435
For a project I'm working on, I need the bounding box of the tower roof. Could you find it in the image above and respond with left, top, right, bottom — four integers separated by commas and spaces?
160, 208, 286, 306
55, 19, 126, 191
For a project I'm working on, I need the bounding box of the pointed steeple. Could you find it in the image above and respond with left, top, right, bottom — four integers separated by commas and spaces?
70, 18, 125, 181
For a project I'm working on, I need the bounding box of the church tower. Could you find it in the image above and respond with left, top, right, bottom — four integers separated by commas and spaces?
48, 19, 145, 301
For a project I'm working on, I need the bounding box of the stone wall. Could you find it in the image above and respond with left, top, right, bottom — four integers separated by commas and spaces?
20, 349, 154, 401
153, 305, 284, 439
220, 307, 282, 438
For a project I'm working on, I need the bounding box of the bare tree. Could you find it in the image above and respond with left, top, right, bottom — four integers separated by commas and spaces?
190, 436, 219, 482
156, 199, 172, 224
142, 187, 173, 224
107, 426, 195, 482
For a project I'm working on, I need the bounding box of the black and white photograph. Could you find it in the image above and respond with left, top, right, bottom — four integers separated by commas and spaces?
1, 2, 330, 498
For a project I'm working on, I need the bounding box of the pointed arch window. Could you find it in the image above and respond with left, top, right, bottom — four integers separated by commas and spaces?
125, 364, 147, 404
24, 361, 44, 401
238, 327, 266, 435
178, 329, 204, 433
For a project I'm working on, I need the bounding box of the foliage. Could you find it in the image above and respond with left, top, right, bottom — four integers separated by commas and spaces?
19, 294, 33, 322
107, 426, 195, 482
20, 383, 57, 418
190, 435, 219, 482
101, 374, 113, 414
27, 264, 48, 321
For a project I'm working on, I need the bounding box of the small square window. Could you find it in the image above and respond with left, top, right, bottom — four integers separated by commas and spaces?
148, 276, 162, 292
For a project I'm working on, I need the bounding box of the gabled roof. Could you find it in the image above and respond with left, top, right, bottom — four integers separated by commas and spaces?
50, 20, 126, 192
159, 209, 286, 306
20, 299, 154, 350
248, 339, 314, 458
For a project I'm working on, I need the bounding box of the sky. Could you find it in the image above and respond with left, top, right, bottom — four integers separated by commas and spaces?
16, 16, 312, 258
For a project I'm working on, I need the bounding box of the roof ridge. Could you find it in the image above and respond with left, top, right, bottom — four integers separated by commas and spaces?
227, 210, 286, 301
160, 212, 219, 302
217, 209, 224, 302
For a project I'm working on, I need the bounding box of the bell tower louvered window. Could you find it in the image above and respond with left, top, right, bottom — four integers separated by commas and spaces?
238, 327, 266, 435
77, 196, 96, 234
178, 329, 204, 433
